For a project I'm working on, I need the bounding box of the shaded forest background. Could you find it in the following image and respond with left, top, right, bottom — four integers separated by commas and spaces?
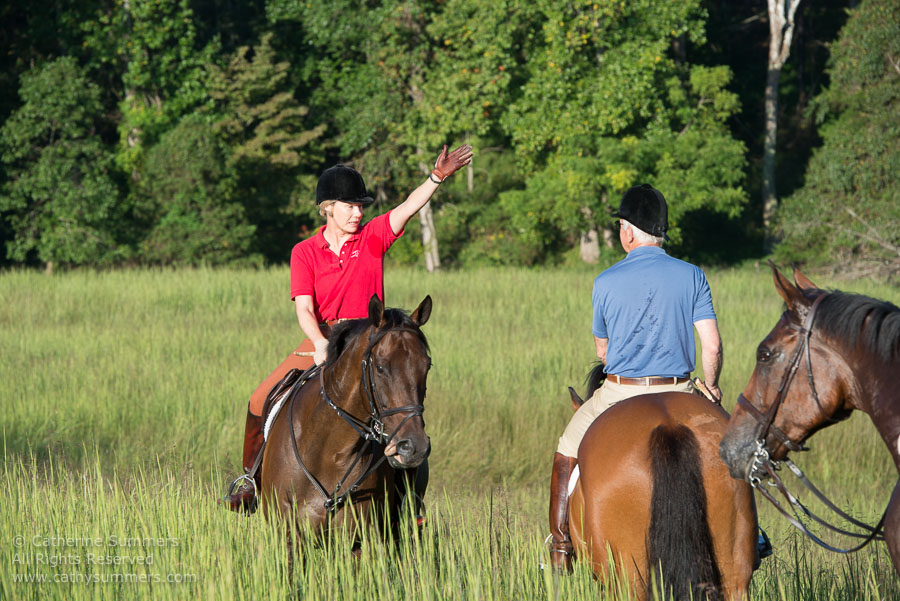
0, 0, 897, 276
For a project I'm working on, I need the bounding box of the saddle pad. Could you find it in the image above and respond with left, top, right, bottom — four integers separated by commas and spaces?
263, 389, 292, 440
568, 464, 580, 498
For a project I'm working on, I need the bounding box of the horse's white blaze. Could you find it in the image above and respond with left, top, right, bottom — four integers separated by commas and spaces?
896, 433, 900, 458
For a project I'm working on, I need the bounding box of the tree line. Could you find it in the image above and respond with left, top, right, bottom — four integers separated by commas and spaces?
0, 0, 896, 276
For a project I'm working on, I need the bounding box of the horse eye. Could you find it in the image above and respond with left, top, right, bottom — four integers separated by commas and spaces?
757, 347, 772, 363
375, 364, 385, 375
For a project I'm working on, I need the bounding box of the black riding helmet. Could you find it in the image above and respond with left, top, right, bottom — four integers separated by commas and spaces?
315, 164, 375, 206
612, 184, 669, 240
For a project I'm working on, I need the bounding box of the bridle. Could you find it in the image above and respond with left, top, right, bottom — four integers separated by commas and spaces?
736, 294, 826, 456
288, 325, 427, 512
735, 292, 886, 552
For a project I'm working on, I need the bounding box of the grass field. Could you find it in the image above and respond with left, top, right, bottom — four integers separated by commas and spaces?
1, 263, 898, 600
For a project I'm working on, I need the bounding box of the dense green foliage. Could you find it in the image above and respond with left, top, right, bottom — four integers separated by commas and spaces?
0, 0, 895, 274
775, 0, 900, 277
2, 266, 898, 599
0, 58, 125, 266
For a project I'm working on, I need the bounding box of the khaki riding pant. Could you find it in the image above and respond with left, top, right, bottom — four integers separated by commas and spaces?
248, 339, 316, 416
556, 378, 695, 458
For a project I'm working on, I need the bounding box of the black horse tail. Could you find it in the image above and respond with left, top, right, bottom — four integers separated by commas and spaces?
646, 424, 722, 601
584, 361, 606, 399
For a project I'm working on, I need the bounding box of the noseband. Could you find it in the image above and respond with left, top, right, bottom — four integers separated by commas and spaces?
289, 325, 427, 512
735, 292, 886, 552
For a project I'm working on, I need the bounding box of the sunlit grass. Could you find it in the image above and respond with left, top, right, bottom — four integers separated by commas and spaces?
1, 264, 898, 599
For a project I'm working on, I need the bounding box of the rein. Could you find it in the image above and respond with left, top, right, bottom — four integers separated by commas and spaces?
288, 325, 426, 512
737, 292, 887, 552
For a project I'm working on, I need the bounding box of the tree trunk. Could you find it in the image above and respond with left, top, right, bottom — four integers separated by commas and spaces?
602, 228, 616, 250
419, 201, 440, 272
579, 206, 600, 263
763, 0, 801, 252
762, 65, 780, 245
418, 154, 440, 272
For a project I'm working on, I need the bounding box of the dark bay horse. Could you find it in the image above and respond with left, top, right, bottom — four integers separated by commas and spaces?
260, 295, 432, 539
719, 265, 900, 576
567, 374, 757, 600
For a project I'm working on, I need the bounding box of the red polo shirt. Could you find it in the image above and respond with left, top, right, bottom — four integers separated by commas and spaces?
290, 212, 403, 321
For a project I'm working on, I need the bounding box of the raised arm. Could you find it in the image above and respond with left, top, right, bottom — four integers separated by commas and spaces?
694, 318, 723, 401
389, 144, 473, 236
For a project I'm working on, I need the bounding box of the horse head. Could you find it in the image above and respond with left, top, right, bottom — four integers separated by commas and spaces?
719, 263, 855, 481
362, 294, 432, 469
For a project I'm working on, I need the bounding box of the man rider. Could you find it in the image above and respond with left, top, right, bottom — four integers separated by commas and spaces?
548, 184, 724, 572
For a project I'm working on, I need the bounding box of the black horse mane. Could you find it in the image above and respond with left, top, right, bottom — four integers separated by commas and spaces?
323, 309, 428, 371
809, 289, 900, 363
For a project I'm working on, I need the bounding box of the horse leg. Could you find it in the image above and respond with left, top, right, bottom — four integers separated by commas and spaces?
886, 482, 900, 577
393, 460, 428, 525
712, 481, 756, 601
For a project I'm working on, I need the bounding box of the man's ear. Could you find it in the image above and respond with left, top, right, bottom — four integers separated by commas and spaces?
620, 223, 634, 249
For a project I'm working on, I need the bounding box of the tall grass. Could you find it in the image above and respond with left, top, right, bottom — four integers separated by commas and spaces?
1, 264, 898, 600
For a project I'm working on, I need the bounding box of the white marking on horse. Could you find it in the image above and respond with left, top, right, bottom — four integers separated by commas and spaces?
896, 433, 900, 459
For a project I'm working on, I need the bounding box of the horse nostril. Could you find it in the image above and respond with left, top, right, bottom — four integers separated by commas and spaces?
397, 440, 413, 456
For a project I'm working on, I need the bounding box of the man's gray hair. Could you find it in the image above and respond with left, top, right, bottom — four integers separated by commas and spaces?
621, 219, 664, 246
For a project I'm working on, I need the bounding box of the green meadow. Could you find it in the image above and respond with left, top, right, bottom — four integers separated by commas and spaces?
1, 264, 898, 600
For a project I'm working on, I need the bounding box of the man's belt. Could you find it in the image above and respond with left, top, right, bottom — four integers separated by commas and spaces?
608, 375, 690, 386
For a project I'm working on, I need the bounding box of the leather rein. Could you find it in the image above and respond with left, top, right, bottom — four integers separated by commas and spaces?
736, 293, 886, 553
288, 326, 426, 512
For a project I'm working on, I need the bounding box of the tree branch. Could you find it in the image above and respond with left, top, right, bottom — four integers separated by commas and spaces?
842, 207, 900, 257
888, 53, 900, 77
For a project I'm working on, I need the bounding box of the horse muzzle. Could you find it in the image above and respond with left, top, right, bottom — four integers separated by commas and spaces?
384, 436, 430, 469
719, 425, 758, 481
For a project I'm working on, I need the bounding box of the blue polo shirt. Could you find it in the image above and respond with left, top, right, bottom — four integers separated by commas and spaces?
592, 246, 716, 378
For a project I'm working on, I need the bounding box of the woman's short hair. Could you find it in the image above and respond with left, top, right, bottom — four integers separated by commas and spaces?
318, 200, 336, 218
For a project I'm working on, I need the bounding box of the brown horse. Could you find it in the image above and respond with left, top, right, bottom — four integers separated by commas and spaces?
259, 295, 432, 539
719, 265, 900, 575
568, 373, 757, 601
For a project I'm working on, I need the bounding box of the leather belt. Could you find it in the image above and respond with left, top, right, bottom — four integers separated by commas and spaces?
318, 318, 350, 328
609, 375, 690, 386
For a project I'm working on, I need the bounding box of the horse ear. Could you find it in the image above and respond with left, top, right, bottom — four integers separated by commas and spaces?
410, 295, 432, 327
770, 261, 806, 311
568, 387, 585, 412
368, 294, 384, 327
792, 265, 818, 291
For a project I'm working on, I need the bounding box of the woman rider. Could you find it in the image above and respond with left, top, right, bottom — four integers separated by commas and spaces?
224, 144, 473, 511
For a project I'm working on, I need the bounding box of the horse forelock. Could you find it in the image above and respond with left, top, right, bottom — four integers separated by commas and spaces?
813, 290, 900, 363
365, 308, 429, 355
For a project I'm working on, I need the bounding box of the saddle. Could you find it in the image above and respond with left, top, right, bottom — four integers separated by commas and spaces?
248, 365, 319, 478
